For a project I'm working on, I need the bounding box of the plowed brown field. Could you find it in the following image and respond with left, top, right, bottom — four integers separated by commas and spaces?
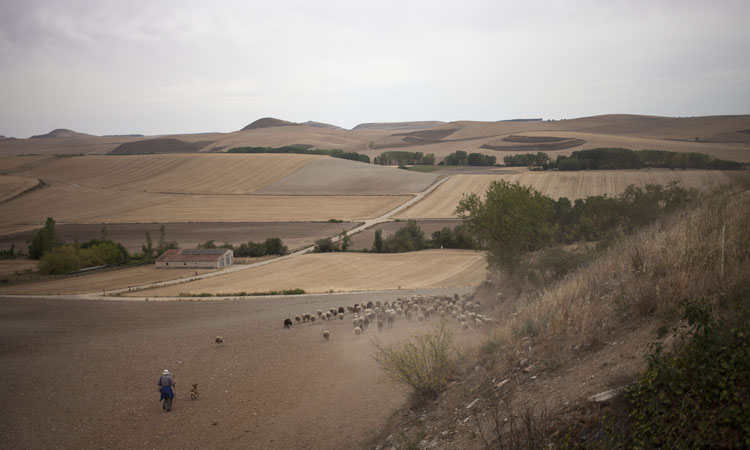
397, 170, 740, 218
131, 249, 487, 297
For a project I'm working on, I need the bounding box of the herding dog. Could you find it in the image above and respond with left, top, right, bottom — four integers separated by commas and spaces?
190, 384, 199, 400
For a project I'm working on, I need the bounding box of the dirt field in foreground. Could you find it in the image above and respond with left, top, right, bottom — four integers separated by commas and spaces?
0, 288, 474, 449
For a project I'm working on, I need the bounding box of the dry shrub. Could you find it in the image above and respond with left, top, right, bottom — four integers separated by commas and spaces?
479, 187, 750, 361
373, 319, 458, 399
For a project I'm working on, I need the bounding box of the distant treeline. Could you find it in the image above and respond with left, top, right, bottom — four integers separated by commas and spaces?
374, 151, 435, 165
443, 151, 496, 166
228, 146, 370, 163
503, 148, 747, 170
198, 237, 288, 257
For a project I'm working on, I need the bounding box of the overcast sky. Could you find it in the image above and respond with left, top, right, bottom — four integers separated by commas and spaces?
1, 0, 748, 137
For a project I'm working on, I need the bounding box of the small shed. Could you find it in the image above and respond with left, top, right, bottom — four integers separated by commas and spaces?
156, 248, 234, 269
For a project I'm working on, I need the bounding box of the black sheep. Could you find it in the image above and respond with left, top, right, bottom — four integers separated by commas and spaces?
283, 318, 293, 329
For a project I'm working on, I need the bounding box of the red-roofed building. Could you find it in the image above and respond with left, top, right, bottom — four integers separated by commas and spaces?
155, 248, 233, 269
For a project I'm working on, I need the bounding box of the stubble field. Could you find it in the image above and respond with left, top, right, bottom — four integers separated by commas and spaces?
129, 249, 487, 297
397, 169, 741, 218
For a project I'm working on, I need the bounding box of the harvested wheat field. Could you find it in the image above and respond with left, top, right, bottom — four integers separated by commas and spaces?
0, 176, 39, 202
0, 182, 409, 234
14, 154, 318, 194
398, 170, 742, 218
0, 155, 53, 173
0, 287, 474, 449
131, 249, 487, 297
0, 266, 217, 295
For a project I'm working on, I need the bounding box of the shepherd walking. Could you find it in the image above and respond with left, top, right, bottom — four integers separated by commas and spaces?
158, 369, 176, 412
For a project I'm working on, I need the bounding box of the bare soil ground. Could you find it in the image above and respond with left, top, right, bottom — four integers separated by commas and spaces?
348, 219, 462, 250
0, 288, 474, 450
0, 260, 37, 276
129, 250, 487, 297
0, 221, 362, 253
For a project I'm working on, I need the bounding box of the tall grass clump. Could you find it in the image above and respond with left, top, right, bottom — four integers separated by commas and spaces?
374, 320, 457, 399
479, 183, 750, 364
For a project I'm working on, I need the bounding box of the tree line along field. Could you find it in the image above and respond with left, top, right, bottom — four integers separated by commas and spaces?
0, 222, 363, 254
396, 169, 742, 219
125, 249, 487, 297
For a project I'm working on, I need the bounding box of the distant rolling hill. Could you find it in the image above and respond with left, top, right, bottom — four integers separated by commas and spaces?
1, 115, 747, 162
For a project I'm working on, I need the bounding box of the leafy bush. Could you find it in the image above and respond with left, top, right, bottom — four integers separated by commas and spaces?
313, 237, 338, 253
38, 239, 130, 274
28, 217, 60, 259
503, 152, 551, 167
553, 148, 747, 171
374, 320, 457, 398
374, 151, 434, 165
625, 298, 750, 448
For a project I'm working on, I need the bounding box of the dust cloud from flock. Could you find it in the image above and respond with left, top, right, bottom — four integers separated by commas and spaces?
0, 0, 748, 137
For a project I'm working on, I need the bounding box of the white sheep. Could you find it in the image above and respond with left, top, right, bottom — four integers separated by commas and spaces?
215, 336, 224, 343
323, 330, 330, 341
353, 327, 362, 336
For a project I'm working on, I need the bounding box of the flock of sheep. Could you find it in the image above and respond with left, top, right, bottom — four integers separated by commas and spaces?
283, 293, 495, 341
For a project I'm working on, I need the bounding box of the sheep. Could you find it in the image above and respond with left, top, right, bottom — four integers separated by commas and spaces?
353, 327, 362, 336
323, 330, 330, 342
377, 320, 384, 332
295, 315, 302, 324
338, 306, 345, 314
317, 309, 323, 318
310, 315, 316, 323
338, 314, 344, 320
417, 314, 425, 322
461, 322, 469, 330
387, 313, 395, 329
283, 318, 293, 329
215, 336, 224, 344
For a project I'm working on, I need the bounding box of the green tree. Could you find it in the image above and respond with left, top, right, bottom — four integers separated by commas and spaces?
38, 245, 81, 274
385, 220, 425, 252
338, 230, 351, 251
29, 217, 60, 259
372, 228, 384, 252
263, 237, 287, 255
456, 180, 553, 273
142, 231, 154, 258
156, 225, 178, 256
313, 237, 338, 253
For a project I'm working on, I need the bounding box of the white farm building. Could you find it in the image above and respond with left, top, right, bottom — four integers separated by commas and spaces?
156, 248, 234, 269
